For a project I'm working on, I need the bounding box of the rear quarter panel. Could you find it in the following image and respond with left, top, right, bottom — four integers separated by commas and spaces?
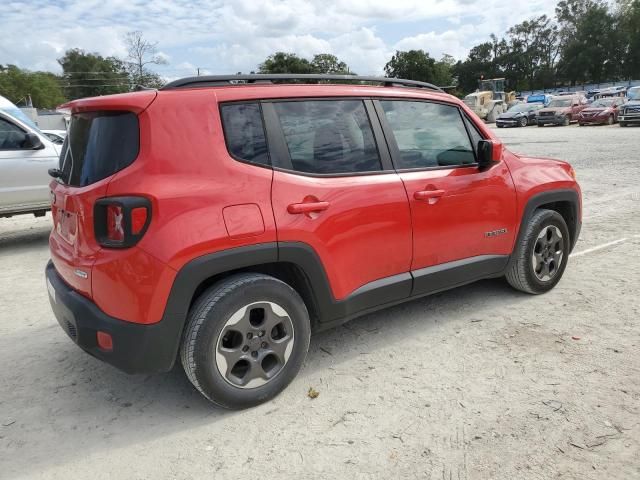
105, 89, 277, 272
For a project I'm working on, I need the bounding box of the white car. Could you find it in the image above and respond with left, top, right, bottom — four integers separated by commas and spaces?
42, 129, 67, 145
0, 96, 59, 218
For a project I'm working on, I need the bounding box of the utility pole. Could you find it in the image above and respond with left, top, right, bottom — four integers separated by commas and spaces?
197, 67, 200, 77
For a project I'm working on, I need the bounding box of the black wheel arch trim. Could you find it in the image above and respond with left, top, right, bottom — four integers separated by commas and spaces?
513, 188, 581, 256
158, 242, 512, 370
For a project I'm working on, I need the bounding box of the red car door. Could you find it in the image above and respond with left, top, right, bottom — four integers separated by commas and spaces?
374, 99, 518, 294
264, 99, 413, 313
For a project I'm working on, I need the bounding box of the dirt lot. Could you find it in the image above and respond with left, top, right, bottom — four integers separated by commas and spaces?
1, 123, 638, 480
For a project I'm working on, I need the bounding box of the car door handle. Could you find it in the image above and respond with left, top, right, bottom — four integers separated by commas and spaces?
414, 189, 445, 201
287, 201, 330, 214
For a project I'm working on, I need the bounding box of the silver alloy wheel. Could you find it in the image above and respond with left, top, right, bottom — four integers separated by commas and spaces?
215, 301, 295, 389
531, 225, 564, 282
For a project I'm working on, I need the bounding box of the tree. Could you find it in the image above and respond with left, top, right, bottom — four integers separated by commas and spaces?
384, 50, 437, 83
556, 2, 620, 83
506, 15, 559, 90
310, 54, 350, 74
258, 52, 313, 73
616, 0, 640, 79
0, 65, 66, 108
432, 54, 456, 86
124, 31, 167, 87
58, 49, 129, 100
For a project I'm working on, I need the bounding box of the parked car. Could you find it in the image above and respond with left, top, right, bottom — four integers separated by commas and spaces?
42, 129, 67, 145
577, 97, 622, 125
0, 95, 59, 218
619, 86, 640, 127
496, 102, 544, 127
537, 96, 587, 126
526, 93, 553, 106
46, 74, 582, 408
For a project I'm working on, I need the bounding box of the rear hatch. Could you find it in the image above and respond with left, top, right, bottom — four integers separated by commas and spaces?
49, 91, 156, 297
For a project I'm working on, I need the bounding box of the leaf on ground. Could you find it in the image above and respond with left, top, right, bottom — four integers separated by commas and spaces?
307, 387, 319, 399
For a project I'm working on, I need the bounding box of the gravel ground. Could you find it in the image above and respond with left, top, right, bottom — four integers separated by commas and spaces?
0, 123, 638, 480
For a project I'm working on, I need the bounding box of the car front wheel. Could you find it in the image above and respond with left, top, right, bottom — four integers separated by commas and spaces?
519, 116, 528, 127
181, 273, 311, 409
505, 209, 571, 294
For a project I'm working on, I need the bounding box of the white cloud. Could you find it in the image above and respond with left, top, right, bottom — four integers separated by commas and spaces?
0, 0, 561, 77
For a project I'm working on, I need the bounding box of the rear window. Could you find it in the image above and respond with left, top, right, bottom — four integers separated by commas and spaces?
59, 111, 139, 187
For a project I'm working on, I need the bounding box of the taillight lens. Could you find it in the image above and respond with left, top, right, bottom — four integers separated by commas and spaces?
94, 197, 151, 248
106, 205, 125, 241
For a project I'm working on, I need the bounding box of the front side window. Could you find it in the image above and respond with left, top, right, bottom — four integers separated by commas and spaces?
272, 100, 381, 174
220, 103, 269, 166
0, 117, 28, 150
463, 116, 483, 155
380, 101, 476, 169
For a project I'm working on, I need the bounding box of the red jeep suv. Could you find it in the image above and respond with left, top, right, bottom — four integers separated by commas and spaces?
46, 74, 581, 408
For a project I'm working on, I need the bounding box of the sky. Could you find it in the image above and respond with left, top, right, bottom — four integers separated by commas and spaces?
1, 0, 559, 79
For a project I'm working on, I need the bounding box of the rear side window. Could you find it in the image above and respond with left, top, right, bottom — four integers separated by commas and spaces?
220, 103, 269, 166
380, 101, 476, 169
59, 111, 139, 187
272, 100, 381, 174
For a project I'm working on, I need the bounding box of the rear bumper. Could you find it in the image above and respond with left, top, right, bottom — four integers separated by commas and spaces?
46, 260, 180, 374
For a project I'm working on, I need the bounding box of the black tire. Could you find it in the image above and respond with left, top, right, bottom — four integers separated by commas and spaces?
180, 273, 311, 409
619, 121, 627, 127
537, 122, 544, 127
519, 116, 528, 127
505, 209, 570, 294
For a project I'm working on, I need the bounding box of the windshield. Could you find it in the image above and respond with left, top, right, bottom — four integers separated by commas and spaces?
509, 103, 538, 113
548, 98, 572, 108
628, 88, 640, 100
0, 106, 39, 130
590, 99, 615, 108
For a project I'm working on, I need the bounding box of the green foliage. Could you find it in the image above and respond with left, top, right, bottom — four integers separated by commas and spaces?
310, 54, 351, 74
454, 0, 637, 92
58, 49, 130, 100
258, 52, 353, 75
258, 52, 313, 74
384, 50, 437, 83
0, 65, 66, 109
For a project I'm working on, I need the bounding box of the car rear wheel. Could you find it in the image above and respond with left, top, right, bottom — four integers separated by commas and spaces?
519, 116, 528, 127
181, 273, 311, 409
505, 209, 570, 294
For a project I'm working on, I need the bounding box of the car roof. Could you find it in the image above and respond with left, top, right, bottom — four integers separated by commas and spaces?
160, 82, 457, 104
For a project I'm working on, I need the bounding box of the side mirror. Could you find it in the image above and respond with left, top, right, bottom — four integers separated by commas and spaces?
24, 132, 45, 150
477, 140, 501, 169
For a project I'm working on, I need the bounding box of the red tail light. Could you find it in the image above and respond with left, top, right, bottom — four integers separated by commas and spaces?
106, 205, 125, 241
94, 197, 151, 248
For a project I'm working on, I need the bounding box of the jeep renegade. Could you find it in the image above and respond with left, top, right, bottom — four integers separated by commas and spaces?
46, 74, 582, 408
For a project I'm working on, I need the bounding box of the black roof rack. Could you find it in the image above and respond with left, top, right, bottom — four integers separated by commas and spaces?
161, 74, 443, 93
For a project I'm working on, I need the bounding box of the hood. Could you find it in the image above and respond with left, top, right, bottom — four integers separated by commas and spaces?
581, 106, 610, 114
498, 110, 525, 119
539, 106, 571, 114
